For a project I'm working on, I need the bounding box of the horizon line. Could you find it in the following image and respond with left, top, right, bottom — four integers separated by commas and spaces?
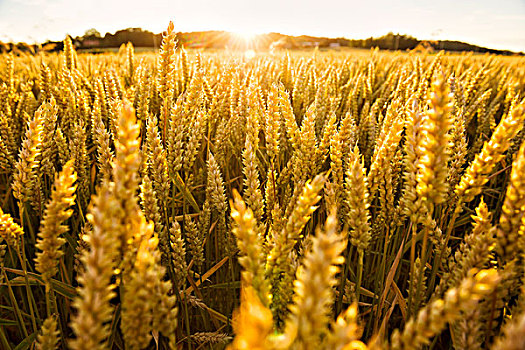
1, 27, 523, 54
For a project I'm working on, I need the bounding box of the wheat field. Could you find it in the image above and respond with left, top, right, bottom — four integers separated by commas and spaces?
0, 22, 525, 349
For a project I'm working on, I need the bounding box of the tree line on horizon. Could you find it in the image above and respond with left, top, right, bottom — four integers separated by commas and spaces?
0, 27, 521, 55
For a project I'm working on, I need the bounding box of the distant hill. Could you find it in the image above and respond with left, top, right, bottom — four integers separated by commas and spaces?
0, 28, 522, 55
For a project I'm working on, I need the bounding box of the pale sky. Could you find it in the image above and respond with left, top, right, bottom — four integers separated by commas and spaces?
0, 0, 524, 52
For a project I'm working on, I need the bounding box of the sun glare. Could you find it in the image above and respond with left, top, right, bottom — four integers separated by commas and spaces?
233, 31, 258, 43
244, 49, 256, 60
229, 30, 261, 51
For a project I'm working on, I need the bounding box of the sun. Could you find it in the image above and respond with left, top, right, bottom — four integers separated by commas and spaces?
233, 31, 258, 43
229, 31, 260, 50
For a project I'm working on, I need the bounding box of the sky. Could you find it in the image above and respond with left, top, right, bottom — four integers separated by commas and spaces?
0, 0, 524, 52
